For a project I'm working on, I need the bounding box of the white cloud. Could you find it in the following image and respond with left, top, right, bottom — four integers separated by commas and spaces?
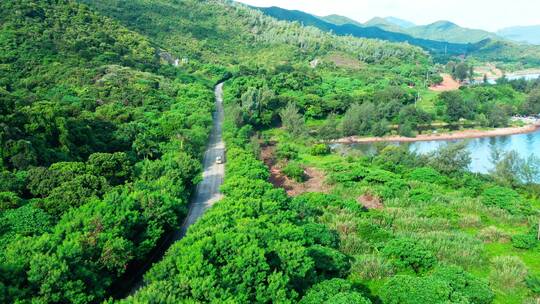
236, 0, 540, 31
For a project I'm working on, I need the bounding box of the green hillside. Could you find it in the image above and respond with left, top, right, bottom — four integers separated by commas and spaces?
0, 0, 217, 302
2, 0, 540, 303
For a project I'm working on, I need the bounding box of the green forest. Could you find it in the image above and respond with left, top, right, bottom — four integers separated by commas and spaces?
1, 0, 540, 303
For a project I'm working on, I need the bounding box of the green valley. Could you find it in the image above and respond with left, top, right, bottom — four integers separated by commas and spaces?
1, 0, 540, 304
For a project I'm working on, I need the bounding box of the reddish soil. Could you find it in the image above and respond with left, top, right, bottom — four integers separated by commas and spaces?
357, 193, 384, 210
260, 144, 330, 196
429, 74, 461, 92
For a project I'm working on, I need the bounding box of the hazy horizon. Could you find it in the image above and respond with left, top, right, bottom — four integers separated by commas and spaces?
236, 0, 540, 32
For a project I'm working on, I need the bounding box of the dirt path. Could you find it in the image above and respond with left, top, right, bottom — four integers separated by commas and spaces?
331, 123, 540, 144
260, 145, 330, 196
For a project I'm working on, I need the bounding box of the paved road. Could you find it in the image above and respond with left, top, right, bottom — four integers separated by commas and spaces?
121, 83, 225, 297
174, 82, 225, 239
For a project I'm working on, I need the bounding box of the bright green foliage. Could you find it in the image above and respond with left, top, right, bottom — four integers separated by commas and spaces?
299, 279, 371, 304
381, 266, 494, 304
276, 143, 300, 161
0, 0, 215, 302
381, 275, 453, 304
407, 167, 447, 184
310, 144, 331, 156
481, 186, 530, 214
382, 237, 437, 273
283, 162, 306, 182
123, 110, 349, 303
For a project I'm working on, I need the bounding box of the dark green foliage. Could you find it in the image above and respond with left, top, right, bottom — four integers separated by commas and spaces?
382, 237, 437, 273
526, 275, 540, 294
0, 192, 22, 211
381, 275, 452, 304
87, 152, 131, 186
299, 279, 371, 304
382, 266, 494, 304
481, 186, 531, 214
512, 234, 538, 249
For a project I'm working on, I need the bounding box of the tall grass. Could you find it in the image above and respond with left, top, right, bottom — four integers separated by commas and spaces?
350, 254, 395, 280
419, 231, 485, 269
490, 256, 528, 290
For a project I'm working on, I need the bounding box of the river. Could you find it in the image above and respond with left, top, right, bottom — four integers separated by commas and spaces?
346, 128, 540, 174
485, 72, 540, 84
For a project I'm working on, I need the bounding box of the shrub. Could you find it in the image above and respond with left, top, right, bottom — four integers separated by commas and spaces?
364, 169, 399, 184
407, 167, 446, 184
382, 237, 437, 273
276, 143, 299, 160
0, 192, 22, 211
431, 265, 494, 304
381, 275, 451, 304
282, 162, 306, 182
481, 186, 530, 215
512, 233, 538, 249
489, 256, 528, 289
525, 275, 540, 295
408, 187, 434, 203
299, 279, 372, 304
381, 266, 494, 304
310, 144, 330, 156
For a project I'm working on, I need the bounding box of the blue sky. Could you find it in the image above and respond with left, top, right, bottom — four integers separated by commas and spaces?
236, 0, 540, 32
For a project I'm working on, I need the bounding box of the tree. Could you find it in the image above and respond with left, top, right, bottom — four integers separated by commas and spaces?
438, 91, 472, 123
453, 62, 469, 82
341, 102, 377, 136
87, 152, 132, 185
523, 88, 540, 114
280, 102, 306, 137
427, 142, 472, 174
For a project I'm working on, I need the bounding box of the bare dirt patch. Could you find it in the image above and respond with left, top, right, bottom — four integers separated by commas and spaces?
260, 144, 331, 196
357, 193, 383, 210
324, 52, 363, 70
429, 73, 461, 92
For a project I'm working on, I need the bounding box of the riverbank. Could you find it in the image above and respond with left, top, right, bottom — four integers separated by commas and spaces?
331, 122, 540, 144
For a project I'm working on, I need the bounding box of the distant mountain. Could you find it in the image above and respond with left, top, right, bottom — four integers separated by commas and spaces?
384, 16, 416, 29
257, 6, 472, 60
406, 21, 499, 44
320, 14, 363, 27
256, 6, 540, 66
364, 17, 406, 33
498, 25, 540, 45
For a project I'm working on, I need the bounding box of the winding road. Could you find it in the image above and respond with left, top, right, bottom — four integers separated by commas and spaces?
119, 83, 226, 297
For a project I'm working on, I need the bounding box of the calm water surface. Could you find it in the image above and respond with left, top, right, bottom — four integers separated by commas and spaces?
347, 128, 540, 174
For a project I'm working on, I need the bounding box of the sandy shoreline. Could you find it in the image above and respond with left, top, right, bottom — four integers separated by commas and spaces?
331, 123, 540, 144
